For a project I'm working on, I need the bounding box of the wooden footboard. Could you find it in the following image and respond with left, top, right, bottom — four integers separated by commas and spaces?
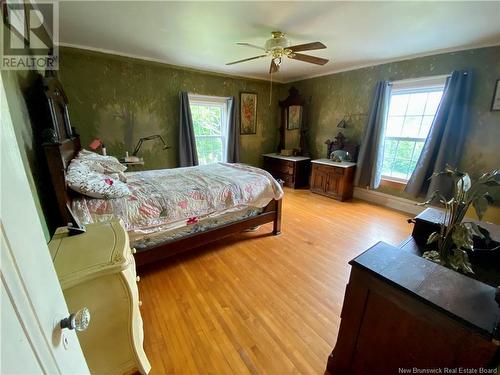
134, 198, 282, 267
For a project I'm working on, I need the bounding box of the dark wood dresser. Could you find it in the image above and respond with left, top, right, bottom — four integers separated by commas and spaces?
262, 153, 311, 188
326, 241, 500, 374
310, 159, 356, 201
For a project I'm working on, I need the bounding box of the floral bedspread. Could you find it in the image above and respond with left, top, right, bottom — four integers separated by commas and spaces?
71, 163, 283, 236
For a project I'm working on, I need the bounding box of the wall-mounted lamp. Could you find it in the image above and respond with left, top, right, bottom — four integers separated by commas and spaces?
336, 119, 347, 128
132, 135, 170, 156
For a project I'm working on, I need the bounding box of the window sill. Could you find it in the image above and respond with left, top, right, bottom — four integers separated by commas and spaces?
380, 178, 407, 191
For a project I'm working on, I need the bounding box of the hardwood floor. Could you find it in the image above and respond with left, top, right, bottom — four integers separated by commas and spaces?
138, 188, 412, 374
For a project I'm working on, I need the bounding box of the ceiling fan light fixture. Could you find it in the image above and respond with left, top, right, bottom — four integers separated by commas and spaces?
264, 31, 290, 52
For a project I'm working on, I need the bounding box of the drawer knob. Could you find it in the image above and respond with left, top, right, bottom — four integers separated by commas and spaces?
136, 276, 141, 282
138, 300, 143, 307
60, 307, 91, 332
131, 247, 137, 254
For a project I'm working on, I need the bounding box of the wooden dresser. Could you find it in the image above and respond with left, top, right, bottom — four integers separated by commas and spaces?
262, 153, 311, 188
49, 221, 151, 375
326, 242, 499, 374
310, 159, 356, 201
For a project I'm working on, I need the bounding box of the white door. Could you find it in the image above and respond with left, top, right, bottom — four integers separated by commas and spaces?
0, 73, 89, 374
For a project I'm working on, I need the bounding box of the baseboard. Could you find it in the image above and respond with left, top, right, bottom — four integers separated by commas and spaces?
353, 187, 425, 215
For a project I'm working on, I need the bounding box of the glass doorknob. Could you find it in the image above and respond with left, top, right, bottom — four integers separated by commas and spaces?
60, 307, 91, 332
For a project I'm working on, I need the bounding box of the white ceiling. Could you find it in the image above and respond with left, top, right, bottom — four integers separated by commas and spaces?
59, 1, 500, 83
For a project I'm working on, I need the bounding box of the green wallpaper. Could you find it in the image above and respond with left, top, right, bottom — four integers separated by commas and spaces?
286, 46, 500, 197
59, 47, 281, 169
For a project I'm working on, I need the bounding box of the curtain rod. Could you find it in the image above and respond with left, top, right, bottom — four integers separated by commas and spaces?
389, 73, 451, 86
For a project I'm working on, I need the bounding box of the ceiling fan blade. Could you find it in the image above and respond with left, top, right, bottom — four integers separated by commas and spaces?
269, 59, 279, 74
226, 54, 267, 65
289, 53, 329, 65
236, 42, 266, 51
289, 42, 327, 52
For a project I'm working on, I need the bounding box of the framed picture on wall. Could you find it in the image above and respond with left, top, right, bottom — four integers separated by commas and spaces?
491, 79, 500, 111
240, 92, 257, 135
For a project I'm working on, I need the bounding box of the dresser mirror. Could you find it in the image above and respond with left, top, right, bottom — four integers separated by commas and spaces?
278, 87, 309, 156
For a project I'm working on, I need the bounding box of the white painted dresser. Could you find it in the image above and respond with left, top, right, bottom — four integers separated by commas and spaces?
49, 220, 151, 375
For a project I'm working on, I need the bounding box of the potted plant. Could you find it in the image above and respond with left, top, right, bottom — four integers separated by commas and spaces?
418, 166, 500, 275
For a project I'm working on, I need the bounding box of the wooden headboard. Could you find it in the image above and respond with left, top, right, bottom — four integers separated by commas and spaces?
41, 74, 81, 226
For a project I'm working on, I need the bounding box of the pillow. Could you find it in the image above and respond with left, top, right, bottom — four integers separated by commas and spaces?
66, 160, 131, 199
76, 149, 127, 182
77, 149, 127, 173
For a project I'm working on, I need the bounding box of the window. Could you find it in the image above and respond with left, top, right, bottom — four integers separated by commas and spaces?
381, 77, 446, 182
189, 95, 228, 165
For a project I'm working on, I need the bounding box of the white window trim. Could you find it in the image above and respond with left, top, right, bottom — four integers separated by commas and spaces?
381, 75, 447, 183
188, 94, 229, 164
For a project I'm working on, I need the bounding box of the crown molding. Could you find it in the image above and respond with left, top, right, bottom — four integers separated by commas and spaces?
286, 42, 500, 84
58, 42, 287, 84
59, 41, 500, 85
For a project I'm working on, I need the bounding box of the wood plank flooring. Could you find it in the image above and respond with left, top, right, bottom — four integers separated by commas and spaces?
138, 189, 412, 374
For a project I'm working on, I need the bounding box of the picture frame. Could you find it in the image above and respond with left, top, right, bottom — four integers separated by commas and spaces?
287, 105, 303, 130
240, 92, 257, 135
491, 79, 500, 111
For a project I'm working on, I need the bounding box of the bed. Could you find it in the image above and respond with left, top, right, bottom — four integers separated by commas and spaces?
40, 75, 283, 266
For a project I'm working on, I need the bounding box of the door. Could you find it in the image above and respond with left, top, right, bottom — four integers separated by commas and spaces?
1, 73, 89, 374
325, 172, 340, 198
310, 165, 327, 194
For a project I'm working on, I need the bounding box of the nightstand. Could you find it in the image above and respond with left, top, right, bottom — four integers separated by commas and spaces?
310, 159, 356, 201
119, 157, 145, 167
49, 221, 151, 374
262, 153, 311, 188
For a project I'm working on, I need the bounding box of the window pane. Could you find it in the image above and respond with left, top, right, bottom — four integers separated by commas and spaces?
196, 137, 222, 165
412, 142, 424, 162
191, 104, 222, 136
190, 101, 225, 165
382, 84, 443, 182
395, 140, 415, 160
406, 93, 428, 115
419, 116, 434, 138
392, 158, 412, 179
401, 116, 421, 138
383, 139, 398, 160
386, 116, 404, 137
424, 91, 443, 115
388, 94, 409, 116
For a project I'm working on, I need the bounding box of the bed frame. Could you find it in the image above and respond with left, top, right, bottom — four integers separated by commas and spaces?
41, 75, 282, 266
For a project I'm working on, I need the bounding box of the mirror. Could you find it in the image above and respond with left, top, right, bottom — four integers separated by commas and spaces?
287, 106, 303, 130
278, 87, 309, 156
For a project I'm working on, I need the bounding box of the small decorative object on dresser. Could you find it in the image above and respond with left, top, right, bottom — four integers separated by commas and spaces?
310, 159, 356, 201
49, 221, 151, 375
262, 153, 311, 188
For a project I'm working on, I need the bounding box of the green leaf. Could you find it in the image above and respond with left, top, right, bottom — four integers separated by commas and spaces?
451, 223, 473, 250
449, 249, 474, 274
472, 194, 489, 220
427, 231, 440, 245
464, 222, 485, 239
422, 250, 441, 264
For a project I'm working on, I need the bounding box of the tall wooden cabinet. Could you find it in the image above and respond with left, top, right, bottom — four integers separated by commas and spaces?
310, 159, 356, 201
49, 221, 151, 375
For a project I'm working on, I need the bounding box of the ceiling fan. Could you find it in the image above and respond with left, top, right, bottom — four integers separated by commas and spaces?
226, 31, 329, 74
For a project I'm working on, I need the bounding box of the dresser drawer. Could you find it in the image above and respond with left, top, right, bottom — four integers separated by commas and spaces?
313, 164, 333, 174
335, 167, 345, 175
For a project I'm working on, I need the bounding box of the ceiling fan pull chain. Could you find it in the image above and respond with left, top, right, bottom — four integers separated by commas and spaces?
269, 72, 273, 106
